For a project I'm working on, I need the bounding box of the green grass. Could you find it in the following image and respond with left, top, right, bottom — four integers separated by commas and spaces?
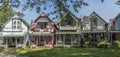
8, 48, 120, 57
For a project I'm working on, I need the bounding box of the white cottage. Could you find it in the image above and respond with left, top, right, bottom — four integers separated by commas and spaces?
2, 15, 29, 47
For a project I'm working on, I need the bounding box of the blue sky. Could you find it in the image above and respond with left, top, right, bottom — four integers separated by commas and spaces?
14, 0, 120, 23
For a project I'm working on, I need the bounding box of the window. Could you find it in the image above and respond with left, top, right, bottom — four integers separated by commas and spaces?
13, 20, 21, 29
17, 21, 21, 29
92, 18, 97, 26
36, 22, 41, 28
14, 21, 16, 25
40, 22, 47, 29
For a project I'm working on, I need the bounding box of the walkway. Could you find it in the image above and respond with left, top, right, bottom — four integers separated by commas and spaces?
0, 53, 28, 57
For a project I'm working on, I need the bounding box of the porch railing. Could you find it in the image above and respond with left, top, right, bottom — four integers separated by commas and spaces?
59, 26, 77, 30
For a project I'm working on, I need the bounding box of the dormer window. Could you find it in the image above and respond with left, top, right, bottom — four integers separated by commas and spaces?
13, 20, 21, 29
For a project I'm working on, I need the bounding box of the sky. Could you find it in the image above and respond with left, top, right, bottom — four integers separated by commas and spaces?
13, 0, 120, 23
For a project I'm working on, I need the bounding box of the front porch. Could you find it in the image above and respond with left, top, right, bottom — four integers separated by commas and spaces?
55, 33, 81, 47
2, 37, 24, 47
30, 35, 54, 47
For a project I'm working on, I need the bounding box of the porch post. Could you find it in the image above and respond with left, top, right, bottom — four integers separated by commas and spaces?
6, 38, 8, 45
52, 35, 54, 47
71, 34, 73, 46
110, 33, 112, 43
78, 34, 80, 46
56, 35, 58, 45
15, 37, 17, 47
63, 34, 65, 45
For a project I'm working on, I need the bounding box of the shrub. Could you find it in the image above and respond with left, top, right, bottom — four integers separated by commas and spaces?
83, 41, 90, 48
0, 46, 6, 52
112, 40, 120, 48
97, 40, 111, 48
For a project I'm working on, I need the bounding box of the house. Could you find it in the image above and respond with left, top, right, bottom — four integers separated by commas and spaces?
30, 13, 57, 47
110, 13, 120, 41
55, 13, 81, 47
2, 15, 29, 47
82, 12, 108, 47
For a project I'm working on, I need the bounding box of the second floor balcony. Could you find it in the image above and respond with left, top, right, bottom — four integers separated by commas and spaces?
2, 28, 23, 32
59, 26, 78, 30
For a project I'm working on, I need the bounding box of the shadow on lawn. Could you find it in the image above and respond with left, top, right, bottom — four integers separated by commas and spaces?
21, 48, 93, 57
21, 48, 120, 57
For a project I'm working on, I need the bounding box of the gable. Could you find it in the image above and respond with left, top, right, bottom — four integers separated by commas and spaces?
58, 13, 78, 26
37, 17, 49, 22
3, 19, 28, 29
2, 15, 29, 31
90, 12, 107, 25
114, 16, 120, 30
30, 13, 57, 30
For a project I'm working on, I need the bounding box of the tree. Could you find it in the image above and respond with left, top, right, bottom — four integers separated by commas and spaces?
0, 0, 110, 19
1, 0, 88, 19
0, 0, 24, 30
116, 0, 120, 5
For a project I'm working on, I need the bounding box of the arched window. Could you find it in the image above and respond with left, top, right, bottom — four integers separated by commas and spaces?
13, 20, 21, 29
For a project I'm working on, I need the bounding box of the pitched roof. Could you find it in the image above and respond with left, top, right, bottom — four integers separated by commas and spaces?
57, 13, 79, 24
2, 15, 29, 28
30, 12, 58, 30
90, 12, 108, 24
113, 13, 120, 22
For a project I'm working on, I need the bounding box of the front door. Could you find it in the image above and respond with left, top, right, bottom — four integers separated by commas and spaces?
35, 36, 45, 46
8, 37, 16, 47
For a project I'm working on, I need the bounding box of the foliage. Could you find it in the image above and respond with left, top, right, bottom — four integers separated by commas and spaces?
112, 40, 120, 48
97, 40, 111, 48
0, 46, 6, 52
83, 41, 90, 48
0, 0, 24, 30
0, 0, 89, 20
0, 0, 109, 20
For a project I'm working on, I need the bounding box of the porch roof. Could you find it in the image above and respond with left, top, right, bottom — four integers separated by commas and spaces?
2, 35, 25, 37
81, 30, 107, 33
30, 32, 54, 36
55, 32, 80, 34
109, 31, 120, 33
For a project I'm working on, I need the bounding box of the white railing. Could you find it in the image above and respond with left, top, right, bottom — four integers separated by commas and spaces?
33, 32, 52, 34
2, 32, 25, 37
60, 26, 77, 30
3, 28, 23, 32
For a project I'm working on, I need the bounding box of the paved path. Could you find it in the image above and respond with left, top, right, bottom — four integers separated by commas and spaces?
0, 53, 28, 57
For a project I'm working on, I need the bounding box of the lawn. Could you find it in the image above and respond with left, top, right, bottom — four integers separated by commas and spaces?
7, 48, 120, 57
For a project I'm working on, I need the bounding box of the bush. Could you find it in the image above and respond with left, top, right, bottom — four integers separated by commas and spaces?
112, 40, 120, 48
83, 41, 90, 48
97, 40, 111, 48
0, 46, 6, 52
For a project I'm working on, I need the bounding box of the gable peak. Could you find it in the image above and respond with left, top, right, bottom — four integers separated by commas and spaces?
40, 12, 46, 16
11, 15, 20, 19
